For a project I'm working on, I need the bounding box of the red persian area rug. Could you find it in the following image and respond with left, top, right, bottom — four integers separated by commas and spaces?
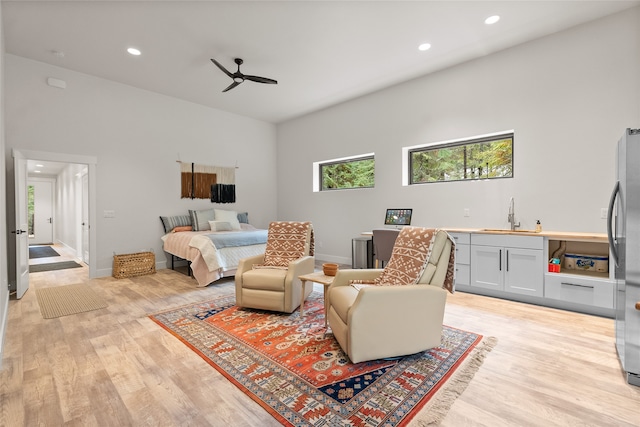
150, 293, 496, 426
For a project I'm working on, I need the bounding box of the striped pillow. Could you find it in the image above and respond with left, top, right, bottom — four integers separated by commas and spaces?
160, 215, 192, 233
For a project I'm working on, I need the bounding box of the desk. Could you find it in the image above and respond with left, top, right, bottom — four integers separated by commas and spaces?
298, 271, 335, 327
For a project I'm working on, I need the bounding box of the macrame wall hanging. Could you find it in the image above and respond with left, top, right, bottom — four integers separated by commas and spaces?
179, 162, 236, 203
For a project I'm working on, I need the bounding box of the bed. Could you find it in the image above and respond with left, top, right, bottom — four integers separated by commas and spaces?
160, 210, 268, 287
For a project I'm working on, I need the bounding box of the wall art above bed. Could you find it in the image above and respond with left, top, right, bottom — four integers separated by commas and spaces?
179, 161, 236, 203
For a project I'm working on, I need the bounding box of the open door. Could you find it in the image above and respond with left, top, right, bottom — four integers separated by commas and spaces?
81, 172, 89, 264
13, 151, 29, 299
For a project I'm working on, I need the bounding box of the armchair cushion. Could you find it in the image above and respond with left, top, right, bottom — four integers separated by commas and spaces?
241, 268, 287, 291
261, 221, 314, 267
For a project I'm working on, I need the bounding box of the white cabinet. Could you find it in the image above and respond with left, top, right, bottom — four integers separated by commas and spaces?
544, 273, 614, 309
471, 234, 544, 297
544, 237, 614, 312
449, 232, 470, 287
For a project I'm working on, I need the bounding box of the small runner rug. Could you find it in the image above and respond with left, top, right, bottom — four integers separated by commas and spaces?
29, 245, 60, 259
30, 261, 83, 273
150, 293, 496, 426
36, 284, 107, 319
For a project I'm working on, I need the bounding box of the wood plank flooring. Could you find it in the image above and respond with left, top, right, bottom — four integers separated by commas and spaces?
1, 252, 639, 426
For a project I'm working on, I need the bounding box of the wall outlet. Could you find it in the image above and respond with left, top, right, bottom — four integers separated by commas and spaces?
600, 208, 607, 219
464, 208, 470, 217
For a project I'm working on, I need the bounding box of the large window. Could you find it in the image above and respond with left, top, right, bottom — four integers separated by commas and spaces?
408, 132, 513, 184
314, 153, 375, 191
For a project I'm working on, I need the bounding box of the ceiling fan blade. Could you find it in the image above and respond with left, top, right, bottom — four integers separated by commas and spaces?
244, 75, 278, 85
222, 81, 241, 92
211, 59, 234, 79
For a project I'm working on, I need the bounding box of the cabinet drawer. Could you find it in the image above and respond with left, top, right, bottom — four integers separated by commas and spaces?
455, 243, 470, 265
455, 264, 470, 286
471, 233, 543, 250
449, 232, 470, 245
545, 273, 614, 309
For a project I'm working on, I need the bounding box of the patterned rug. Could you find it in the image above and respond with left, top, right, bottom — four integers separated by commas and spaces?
150, 293, 495, 426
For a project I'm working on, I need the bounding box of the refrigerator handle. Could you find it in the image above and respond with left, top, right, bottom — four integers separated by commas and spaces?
607, 181, 620, 267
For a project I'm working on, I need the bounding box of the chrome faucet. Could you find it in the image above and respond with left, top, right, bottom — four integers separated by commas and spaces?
508, 197, 520, 231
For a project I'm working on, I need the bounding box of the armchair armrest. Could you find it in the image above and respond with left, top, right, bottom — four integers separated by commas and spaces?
236, 253, 265, 276
285, 256, 315, 283
327, 269, 383, 319
330, 269, 383, 288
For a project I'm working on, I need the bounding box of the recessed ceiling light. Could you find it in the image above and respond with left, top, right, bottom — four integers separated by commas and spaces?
34, 170, 41, 173
418, 43, 432, 51
485, 15, 500, 25
127, 47, 141, 56
36, 164, 44, 167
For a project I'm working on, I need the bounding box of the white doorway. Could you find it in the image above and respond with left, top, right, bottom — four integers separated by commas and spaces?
28, 179, 54, 245
10, 149, 98, 288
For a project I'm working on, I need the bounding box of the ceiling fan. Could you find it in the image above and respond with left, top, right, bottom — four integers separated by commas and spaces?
210, 58, 278, 92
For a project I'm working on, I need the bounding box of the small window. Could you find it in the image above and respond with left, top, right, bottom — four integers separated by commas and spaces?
314, 154, 375, 191
408, 132, 513, 184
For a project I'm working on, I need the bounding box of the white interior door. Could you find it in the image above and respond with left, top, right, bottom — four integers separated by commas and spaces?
13, 152, 29, 299
82, 172, 89, 264
29, 179, 54, 245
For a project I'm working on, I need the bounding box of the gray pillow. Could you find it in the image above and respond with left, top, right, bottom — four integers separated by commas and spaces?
237, 212, 249, 224
189, 209, 216, 231
160, 215, 192, 233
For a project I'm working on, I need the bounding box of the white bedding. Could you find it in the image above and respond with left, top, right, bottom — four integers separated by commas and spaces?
161, 224, 266, 287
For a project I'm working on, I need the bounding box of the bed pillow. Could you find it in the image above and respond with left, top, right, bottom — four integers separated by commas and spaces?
160, 215, 192, 233
214, 209, 242, 230
189, 209, 216, 231
237, 212, 249, 224
172, 225, 193, 233
208, 220, 233, 232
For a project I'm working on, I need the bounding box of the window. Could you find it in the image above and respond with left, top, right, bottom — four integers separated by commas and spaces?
407, 131, 513, 184
314, 153, 375, 191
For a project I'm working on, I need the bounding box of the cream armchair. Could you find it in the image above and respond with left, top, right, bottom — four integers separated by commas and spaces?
327, 228, 455, 363
235, 221, 315, 313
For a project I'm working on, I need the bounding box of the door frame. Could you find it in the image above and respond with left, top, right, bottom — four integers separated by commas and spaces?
13, 149, 98, 279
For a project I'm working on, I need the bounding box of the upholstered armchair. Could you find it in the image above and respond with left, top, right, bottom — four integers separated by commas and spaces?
235, 221, 315, 313
327, 227, 455, 363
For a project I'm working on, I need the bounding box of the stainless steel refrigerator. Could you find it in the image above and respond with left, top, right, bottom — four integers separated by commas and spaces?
607, 128, 640, 387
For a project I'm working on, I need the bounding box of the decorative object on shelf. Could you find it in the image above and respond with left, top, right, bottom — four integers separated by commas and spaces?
178, 161, 236, 203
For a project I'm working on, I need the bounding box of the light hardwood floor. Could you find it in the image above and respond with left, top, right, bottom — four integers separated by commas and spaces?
2, 252, 639, 426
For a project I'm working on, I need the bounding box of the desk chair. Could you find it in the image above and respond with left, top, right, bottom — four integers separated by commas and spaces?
372, 229, 399, 268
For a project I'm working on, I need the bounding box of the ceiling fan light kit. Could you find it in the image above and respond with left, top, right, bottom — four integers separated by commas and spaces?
210, 58, 278, 92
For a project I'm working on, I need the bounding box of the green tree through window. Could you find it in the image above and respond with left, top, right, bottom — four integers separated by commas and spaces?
320, 156, 374, 190
410, 133, 513, 184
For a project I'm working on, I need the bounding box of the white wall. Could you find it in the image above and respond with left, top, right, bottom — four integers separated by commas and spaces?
277, 8, 640, 264
4, 55, 278, 277
0, 2, 9, 367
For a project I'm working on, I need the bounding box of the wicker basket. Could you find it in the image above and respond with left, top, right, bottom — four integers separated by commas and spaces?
112, 251, 156, 279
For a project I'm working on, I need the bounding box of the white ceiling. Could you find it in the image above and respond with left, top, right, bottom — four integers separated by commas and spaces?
3, 1, 639, 124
